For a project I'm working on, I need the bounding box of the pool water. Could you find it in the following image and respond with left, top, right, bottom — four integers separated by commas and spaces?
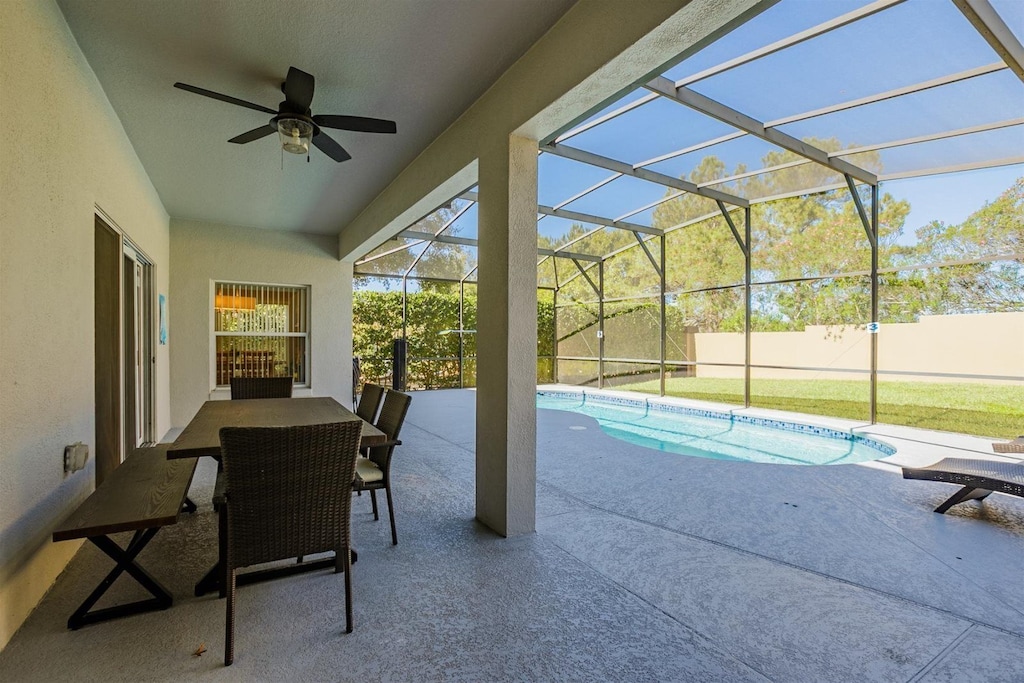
537, 392, 894, 466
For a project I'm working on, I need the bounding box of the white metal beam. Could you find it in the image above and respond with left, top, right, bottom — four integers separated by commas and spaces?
878, 155, 1024, 181
830, 117, 1024, 157
538, 203, 664, 236
634, 131, 746, 169
647, 76, 878, 185
953, 0, 1024, 83
675, 0, 908, 87
697, 159, 810, 188
765, 62, 1007, 129
542, 141, 750, 207
615, 189, 685, 222
552, 172, 622, 211
397, 229, 604, 263
538, 248, 603, 263
554, 93, 659, 144
635, 63, 1005, 174
400, 230, 478, 247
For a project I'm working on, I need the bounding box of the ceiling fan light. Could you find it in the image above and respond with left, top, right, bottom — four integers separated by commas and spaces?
277, 117, 313, 155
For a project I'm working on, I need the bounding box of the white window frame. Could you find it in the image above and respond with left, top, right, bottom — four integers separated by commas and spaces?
209, 280, 311, 392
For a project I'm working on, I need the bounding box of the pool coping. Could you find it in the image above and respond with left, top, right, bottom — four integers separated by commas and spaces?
537, 386, 898, 460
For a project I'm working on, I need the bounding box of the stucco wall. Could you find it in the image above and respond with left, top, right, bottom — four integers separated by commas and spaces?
169, 219, 351, 427
692, 312, 1024, 381
0, 0, 170, 648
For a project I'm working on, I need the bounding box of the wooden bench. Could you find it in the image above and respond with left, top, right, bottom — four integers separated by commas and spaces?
52, 445, 197, 629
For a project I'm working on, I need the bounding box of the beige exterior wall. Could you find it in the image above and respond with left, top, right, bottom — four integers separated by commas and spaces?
169, 219, 352, 427
693, 312, 1024, 382
0, 0, 170, 648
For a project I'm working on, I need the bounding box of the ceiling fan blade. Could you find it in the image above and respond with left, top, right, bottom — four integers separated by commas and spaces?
312, 131, 351, 162
228, 125, 277, 144
283, 67, 315, 112
173, 82, 277, 115
313, 115, 397, 134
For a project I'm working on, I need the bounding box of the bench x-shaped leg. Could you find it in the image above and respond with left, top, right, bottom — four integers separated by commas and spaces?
68, 528, 173, 629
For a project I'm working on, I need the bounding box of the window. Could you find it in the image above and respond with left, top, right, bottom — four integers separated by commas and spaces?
213, 282, 309, 387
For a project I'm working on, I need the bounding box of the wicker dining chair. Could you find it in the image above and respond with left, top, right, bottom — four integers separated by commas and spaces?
229, 376, 293, 400
353, 390, 412, 546
355, 383, 386, 423
219, 421, 362, 666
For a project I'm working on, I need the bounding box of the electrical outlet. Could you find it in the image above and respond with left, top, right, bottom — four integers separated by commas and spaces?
64, 442, 89, 473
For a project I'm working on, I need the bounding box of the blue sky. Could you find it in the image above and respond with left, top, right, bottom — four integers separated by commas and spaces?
884, 164, 1021, 245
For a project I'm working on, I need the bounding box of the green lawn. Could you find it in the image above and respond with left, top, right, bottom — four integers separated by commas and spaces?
615, 377, 1024, 439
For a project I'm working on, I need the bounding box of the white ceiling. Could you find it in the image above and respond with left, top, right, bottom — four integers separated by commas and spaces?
57, 0, 576, 235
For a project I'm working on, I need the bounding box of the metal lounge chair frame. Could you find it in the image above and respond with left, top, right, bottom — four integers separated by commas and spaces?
902, 452, 1024, 514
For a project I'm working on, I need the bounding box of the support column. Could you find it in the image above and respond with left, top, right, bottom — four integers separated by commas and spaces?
476, 134, 538, 537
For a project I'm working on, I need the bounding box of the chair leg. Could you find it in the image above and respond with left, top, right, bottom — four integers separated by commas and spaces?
343, 545, 353, 634
224, 569, 236, 666
218, 507, 228, 599
370, 489, 379, 520
385, 485, 397, 546
935, 486, 992, 514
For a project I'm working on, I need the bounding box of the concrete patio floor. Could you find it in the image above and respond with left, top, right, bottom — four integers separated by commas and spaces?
1, 388, 1022, 681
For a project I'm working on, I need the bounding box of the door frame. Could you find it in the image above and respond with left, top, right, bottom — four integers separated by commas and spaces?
94, 208, 156, 484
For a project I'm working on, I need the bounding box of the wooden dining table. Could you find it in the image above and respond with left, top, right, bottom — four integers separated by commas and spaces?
167, 396, 387, 460
167, 396, 386, 596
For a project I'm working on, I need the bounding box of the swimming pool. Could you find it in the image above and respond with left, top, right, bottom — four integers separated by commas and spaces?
537, 391, 895, 466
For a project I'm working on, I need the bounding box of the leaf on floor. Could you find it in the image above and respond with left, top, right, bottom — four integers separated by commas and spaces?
193, 643, 207, 657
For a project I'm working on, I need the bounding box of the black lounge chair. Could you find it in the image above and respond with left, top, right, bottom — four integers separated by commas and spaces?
902, 452, 1024, 514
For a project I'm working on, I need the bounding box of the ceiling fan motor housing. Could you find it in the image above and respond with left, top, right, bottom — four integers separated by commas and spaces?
174, 66, 393, 163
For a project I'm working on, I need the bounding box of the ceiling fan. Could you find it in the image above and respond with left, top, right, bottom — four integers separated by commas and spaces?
173, 66, 396, 162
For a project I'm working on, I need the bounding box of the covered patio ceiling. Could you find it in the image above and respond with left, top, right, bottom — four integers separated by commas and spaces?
54, 0, 576, 234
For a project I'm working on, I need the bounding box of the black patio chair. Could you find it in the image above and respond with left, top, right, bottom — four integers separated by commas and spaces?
229, 376, 293, 400
219, 421, 362, 666
353, 390, 412, 545
355, 383, 386, 423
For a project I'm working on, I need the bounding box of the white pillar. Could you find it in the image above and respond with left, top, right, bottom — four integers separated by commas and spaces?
475, 134, 538, 536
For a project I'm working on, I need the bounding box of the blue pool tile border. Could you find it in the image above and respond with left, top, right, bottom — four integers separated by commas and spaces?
537, 389, 896, 457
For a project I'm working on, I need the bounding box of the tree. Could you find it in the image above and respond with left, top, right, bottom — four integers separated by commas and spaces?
893, 176, 1024, 316
650, 140, 911, 331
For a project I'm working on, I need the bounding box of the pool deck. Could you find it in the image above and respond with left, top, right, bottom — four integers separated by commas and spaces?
1, 387, 1021, 681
